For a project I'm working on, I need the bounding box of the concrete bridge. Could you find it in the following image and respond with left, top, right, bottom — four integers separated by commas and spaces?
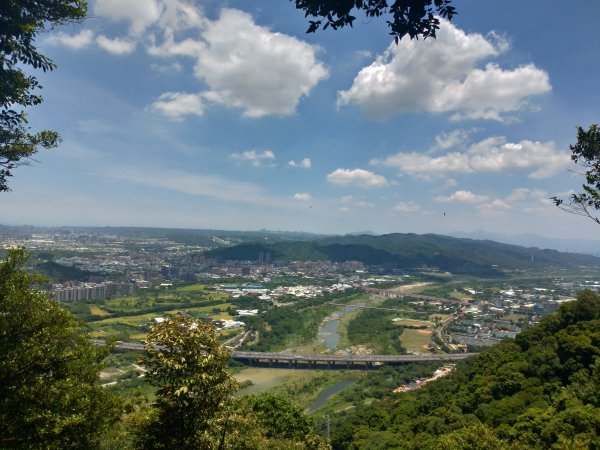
231, 351, 475, 369
100, 340, 475, 370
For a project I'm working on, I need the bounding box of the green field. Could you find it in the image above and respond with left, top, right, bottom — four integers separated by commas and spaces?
89, 305, 111, 317
400, 328, 432, 353
175, 283, 207, 292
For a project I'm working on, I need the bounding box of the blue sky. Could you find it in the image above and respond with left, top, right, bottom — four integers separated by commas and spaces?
3, 0, 600, 239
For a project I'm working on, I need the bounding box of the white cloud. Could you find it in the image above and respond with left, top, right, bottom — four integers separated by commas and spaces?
230, 150, 276, 167
326, 169, 390, 189
150, 9, 328, 118
477, 198, 511, 213
197, 9, 328, 117
289, 158, 311, 169
293, 192, 311, 201
300, 158, 312, 169
95, 0, 163, 35
371, 137, 569, 180
96, 35, 136, 55
393, 201, 420, 213
371, 152, 470, 179
435, 190, 489, 204
150, 92, 204, 120
338, 19, 550, 121
467, 137, 569, 179
46, 30, 94, 49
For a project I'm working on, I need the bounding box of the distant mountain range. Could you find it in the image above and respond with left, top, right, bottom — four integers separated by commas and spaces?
448, 231, 600, 256
204, 233, 600, 276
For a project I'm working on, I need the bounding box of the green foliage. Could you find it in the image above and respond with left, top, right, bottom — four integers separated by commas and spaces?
292, 0, 456, 42
35, 259, 96, 282
137, 316, 238, 449
0, 248, 120, 448
330, 290, 600, 449
347, 308, 406, 354
205, 233, 600, 275
0, 0, 87, 191
242, 291, 359, 351
553, 124, 600, 224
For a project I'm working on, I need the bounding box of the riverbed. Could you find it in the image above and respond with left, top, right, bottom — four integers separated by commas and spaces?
318, 303, 364, 351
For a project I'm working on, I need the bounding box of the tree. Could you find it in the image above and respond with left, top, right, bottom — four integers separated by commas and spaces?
0, 0, 87, 191
292, 0, 456, 42
0, 248, 119, 448
137, 316, 238, 449
553, 124, 600, 224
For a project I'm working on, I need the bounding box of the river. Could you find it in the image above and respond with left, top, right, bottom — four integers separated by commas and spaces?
306, 379, 355, 413
317, 303, 364, 351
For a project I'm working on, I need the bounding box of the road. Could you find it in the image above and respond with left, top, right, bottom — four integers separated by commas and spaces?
94, 340, 475, 368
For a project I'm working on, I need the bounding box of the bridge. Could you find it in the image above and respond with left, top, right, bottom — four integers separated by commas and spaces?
99, 340, 475, 370
231, 351, 474, 369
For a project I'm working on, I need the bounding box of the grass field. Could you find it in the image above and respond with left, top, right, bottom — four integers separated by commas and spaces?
401, 328, 432, 353
429, 313, 451, 321
89, 305, 111, 317
175, 284, 206, 292
392, 318, 432, 327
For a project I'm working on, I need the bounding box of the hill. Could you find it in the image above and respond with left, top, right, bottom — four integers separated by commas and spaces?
35, 261, 97, 282
329, 289, 600, 449
203, 233, 600, 276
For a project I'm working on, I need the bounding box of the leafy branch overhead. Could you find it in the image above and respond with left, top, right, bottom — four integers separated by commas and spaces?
0, 0, 87, 191
292, 0, 456, 41
553, 124, 600, 224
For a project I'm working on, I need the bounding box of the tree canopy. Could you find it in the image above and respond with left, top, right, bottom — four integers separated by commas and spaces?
0, 0, 87, 191
0, 248, 119, 448
553, 124, 600, 224
137, 316, 238, 449
292, 0, 456, 42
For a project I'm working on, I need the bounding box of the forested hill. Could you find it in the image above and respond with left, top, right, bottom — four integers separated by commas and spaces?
330, 289, 600, 449
203, 233, 600, 275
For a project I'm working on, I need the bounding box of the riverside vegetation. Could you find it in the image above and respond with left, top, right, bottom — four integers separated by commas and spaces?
4, 249, 600, 448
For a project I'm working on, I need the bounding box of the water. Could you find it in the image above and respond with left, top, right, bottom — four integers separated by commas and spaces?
306, 379, 355, 413
318, 304, 364, 351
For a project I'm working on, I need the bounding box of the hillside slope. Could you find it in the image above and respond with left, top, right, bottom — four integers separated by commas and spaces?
204, 233, 600, 275
330, 289, 600, 449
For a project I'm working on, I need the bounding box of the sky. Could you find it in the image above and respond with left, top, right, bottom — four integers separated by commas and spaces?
3, 0, 600, 239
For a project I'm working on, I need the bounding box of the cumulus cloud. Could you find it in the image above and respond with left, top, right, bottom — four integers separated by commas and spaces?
289, 158, 312, 169
338, 19, 550, 121
95, 0, 163, 35
293, 192, 311, 201
371, 136, 569, 180
193, 9, 328, 117
436, 190, 489, 204
476, 198, 511, 214
393, 201, 420, 213
230, 150, 276, 167
96, 35, 136, 55
61, 3, 327, 118
150, 92, 204, 120
326, 169, 390, 189
46, 30, 94, 49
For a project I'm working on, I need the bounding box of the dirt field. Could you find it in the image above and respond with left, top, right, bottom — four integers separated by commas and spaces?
400, 328, 432, 353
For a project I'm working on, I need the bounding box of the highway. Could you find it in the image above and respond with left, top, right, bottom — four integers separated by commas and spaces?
95, 340, 475, 369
